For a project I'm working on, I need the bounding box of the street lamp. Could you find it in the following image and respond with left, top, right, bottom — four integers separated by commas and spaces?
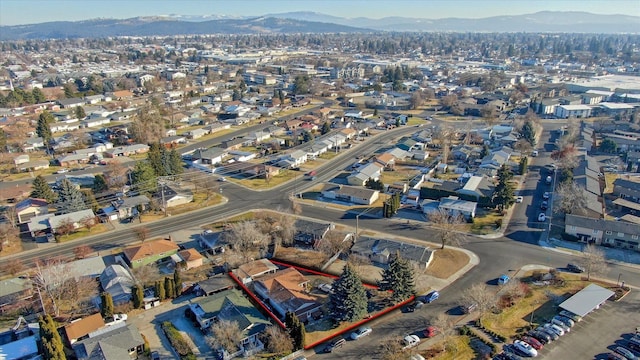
617, 273, 622, 287
529, 301, 539, 326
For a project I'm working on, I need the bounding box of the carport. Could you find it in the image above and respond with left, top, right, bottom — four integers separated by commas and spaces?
558, 283, 615, 317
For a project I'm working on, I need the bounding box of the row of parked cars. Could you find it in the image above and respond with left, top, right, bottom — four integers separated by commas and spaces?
498, 310, 582, 359
606, 331, 640, 360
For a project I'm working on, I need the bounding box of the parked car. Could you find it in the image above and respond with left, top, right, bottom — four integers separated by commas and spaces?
550, 318, 571, 333
402, 335, 420, 350
553, 315, 575, 328
217, 177, 227, 182
527, 330, 550, 344
540, 201, 548, 210
545, 176, 553, 185
535, 326, 559, 341
317, 283, 334, 294
424, 326, 438, 338
614, 346, 637, 360
558, 310, 582, 322
513, 340, 538, 357
521, 336, 543, 350
516, 196, 524, 203
350, 326, 372, 340
542, 192, 550, 200
323, 338, 346, 353
498, 274, 511, 285
609, 352, 629, 360
543, 323, 565, 336
424, 291, 439, 303
538, 213, 546, 222
150, 351, 160, 360
567, 263, 585, 273
405, 300, 424, 312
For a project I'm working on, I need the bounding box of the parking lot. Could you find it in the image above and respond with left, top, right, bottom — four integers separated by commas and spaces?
539, 290, 640, 359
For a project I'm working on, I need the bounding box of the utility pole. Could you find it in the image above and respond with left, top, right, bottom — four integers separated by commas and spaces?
161, 182, 167, 217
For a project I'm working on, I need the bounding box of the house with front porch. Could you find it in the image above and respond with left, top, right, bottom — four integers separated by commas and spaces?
122, 239, 180, 269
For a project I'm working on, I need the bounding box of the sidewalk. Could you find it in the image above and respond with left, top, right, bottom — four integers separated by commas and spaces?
539, 233, 640, 269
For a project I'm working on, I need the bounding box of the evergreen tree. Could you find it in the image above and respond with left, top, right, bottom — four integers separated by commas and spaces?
285, 311, 305, 350
173, 269, 182, 296
519, 156, 528, 175
321, 122, 331, 135
36, 111, 54, 146
164, 277, 175, 298
155, 280, 166, 300
493, 165, 515, 211
0, 128, 7, 152
32, 87, 46, 103
328, 264, 368, 323
147, 143, 166, 176
74, 106, 86, 119
39, 315, 65, 360
132, 284, 144, 309
520, 121, 536, 146
81, 188, 100, 212
100, 292, 114, 319
378, 252, 416, 303
93, 174, 108, 192
57, 179, 87, 213
168, 149, 184, 175
31, 175, 58, 203
132, 161, 158, 195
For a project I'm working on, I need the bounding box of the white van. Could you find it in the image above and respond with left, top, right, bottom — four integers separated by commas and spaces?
532, 150, 539, 157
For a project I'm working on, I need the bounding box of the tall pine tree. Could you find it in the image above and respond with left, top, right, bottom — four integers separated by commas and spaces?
31, 175, 58, 203
100, 292, 114, 319
132, 284, 144, 309
57, 178, 87, 214
378, 252, 416, 303
164, 277, 175, 298
36, 111, 54, 146
173, 269, 182, 296
285, 311, 306, 350
39, 315, 65, 360
493, 164, 515, 212
328, 264, 368, 323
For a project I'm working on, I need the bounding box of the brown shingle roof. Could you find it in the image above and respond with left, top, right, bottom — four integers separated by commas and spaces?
64, 313, 105, 342
123, 239, 180, 262
179, 248, 203, 262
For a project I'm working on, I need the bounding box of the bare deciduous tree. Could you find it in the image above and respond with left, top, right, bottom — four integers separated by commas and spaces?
430, 313, 455, 348
554, 181, 588, 215
579, 245, 608, 281
432, 126, 455, 164
104, 161, 129, 189
316, 230, 350, 258
551, 144, 579, 170
223, 221, 270, 261
379, 337, 403, 360
73, 245, 93, 259
0, 223, 20, 252
460, 283, 497, 326
428, 209, 466, 249
208, 320, 242, 353
263, 325, 293, 355
502, 279, 526, 301
132, 263, 160, 286
1, 258, 24, 275
32, 259, 71, 316
55, 219, 75, 237
135, 226, 150, 242
514, 138, 533, 155
81, 215, 98, 232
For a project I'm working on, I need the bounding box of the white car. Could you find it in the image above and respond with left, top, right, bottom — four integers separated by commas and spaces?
317, 283, 334, 294
537, 213, 546, 222
543, 323, 565, 336
402, 335, 420, 350
516, 196, 524, 203
513, 339, 538, 357
105, 314, 128, 326
550, 318, 571, 332
543, 192, 550, 200
350, 326, 372, 340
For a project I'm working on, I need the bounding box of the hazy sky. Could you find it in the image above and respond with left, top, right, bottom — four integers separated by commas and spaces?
1, 0, 639, 26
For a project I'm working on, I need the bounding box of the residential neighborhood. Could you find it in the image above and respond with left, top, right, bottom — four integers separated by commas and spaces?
0, 4, 640, 360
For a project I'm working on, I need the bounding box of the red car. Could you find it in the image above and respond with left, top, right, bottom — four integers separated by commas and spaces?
521, 336, 543, 350
424, 326, 438, 338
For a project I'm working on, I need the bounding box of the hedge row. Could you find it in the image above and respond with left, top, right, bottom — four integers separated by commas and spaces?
161, 321, 196, 360
474, 320, 508, 342
461, 325, 499, 356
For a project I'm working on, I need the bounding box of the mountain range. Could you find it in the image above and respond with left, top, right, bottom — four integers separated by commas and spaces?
1, 11, 638, 40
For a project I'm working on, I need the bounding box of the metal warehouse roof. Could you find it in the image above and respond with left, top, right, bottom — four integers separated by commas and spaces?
558, 283, 614, 318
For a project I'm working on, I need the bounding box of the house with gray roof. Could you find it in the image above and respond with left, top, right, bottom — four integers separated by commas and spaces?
456, 175, 494, 201
191, 147, 227, 165
565, 214, 639, 252
294, 219, 335, 246
321, 184, 380, 205
613, 178, 640, 202
351, 236, 434, 269
58, 98, 86, 108
73, 323, 144, 360
27, 209, 95, 238
99, 265, 135, 305
0, 277, 33, 310
438, 196, 477, 219
347, 162, 383, 186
